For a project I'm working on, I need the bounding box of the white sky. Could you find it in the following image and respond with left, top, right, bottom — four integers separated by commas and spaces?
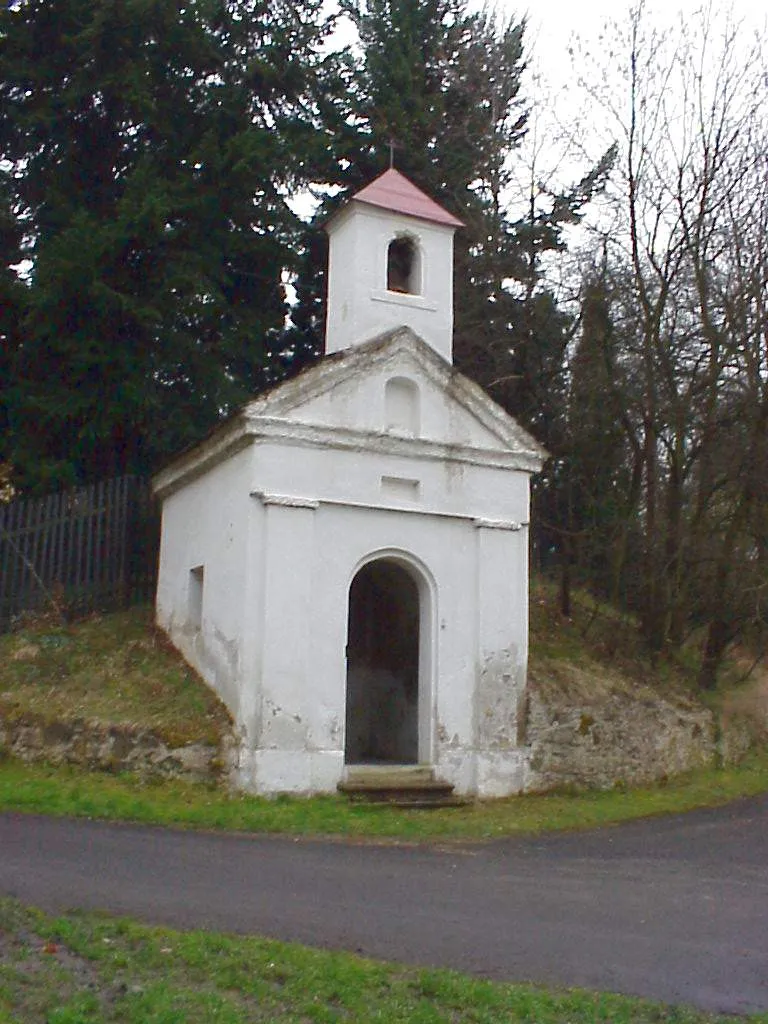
503, 0, 765, 153
489, 0, 766, 261
508, 0, 765, 81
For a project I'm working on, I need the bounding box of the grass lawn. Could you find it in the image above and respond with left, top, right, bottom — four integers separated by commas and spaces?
1, 749, 768, 842
1, 898, 764, 1024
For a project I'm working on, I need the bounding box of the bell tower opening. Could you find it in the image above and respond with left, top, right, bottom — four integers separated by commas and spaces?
387, 235, 421, 295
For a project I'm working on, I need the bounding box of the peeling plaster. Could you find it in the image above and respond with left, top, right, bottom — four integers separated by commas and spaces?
475, 648, 522, 750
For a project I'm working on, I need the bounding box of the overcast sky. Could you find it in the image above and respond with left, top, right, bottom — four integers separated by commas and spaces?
507, 0, 765, 82
488, 0, 765, 225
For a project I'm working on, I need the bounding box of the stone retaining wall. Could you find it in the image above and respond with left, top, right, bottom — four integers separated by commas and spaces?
0, 709, 235, 785
522, 659, 758, 792
1, 669, 763, 794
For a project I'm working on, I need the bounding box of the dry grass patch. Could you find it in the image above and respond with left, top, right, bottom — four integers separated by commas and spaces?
530, 578, 710, 695
717, 655, 768, 746
0, 607, 231, 747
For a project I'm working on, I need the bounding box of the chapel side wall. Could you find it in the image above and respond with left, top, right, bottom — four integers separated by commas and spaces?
155, 445, 258, 723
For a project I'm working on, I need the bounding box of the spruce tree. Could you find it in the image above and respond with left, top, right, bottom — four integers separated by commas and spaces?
0, 0, 336, 491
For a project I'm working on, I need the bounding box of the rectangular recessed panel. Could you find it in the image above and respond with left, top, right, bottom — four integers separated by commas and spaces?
381, 476, 420, 503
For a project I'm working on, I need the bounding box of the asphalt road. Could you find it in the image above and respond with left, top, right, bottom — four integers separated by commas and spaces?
1, 796, 767, 1015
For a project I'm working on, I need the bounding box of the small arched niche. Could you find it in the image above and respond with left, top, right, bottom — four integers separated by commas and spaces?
385, 376, 420, 435
386, 234, 421, 295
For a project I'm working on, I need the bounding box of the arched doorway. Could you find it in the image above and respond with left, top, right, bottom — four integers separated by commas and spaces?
345, 558, 420, 764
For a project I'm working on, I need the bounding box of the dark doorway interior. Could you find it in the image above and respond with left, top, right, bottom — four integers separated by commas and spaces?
345, 559, 419, 764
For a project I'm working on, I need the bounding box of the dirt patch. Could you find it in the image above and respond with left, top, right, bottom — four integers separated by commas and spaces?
719, 660, 768, 755
10, 643, 40, 662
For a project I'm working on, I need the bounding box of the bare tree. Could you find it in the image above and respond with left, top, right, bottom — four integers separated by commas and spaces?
572, 2, 767, 683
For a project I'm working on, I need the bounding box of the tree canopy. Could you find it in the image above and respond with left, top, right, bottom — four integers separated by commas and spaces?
1, 0, 337, 490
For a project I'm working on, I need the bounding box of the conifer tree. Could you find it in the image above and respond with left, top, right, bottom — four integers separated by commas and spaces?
0, 0, 336, 491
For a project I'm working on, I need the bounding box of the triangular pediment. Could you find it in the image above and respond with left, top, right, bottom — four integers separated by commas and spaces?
154, 328, 547, 499
244, 327, 546, 464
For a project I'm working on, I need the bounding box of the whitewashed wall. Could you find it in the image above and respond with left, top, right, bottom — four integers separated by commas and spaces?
157, 425, 532, 796
236, 489, 530, 795
155, 322, 543, 797
155, 445, 257, 724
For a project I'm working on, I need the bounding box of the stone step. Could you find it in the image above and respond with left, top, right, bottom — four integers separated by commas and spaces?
343, 764, 437, 787
338, 764, 467, 808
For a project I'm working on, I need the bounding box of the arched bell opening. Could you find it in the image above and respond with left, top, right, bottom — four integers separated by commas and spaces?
386, 235, 421, 295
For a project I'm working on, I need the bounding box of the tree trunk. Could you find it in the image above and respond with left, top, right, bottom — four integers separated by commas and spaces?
698, 617, 732, 691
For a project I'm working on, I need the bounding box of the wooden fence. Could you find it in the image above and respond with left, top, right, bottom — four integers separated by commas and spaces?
0, 475, 160, 631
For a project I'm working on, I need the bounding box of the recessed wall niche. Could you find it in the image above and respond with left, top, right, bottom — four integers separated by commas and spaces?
385, 377, 420, 436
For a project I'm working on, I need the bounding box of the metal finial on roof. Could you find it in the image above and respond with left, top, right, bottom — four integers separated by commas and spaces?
388, 138, 399, 169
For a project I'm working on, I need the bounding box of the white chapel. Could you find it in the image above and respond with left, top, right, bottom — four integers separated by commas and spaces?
153, 169, 547, 798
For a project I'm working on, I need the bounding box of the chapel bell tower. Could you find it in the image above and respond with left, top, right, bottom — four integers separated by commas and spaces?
324, 169, 463, 364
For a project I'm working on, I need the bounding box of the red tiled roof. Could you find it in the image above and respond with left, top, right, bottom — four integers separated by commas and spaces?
352, 169, 464, 228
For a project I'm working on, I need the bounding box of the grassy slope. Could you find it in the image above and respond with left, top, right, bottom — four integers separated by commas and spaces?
530, 579, 700, 695
0, 582, 715, 747
0, 606, 231, 747
529, 578, 768, 741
